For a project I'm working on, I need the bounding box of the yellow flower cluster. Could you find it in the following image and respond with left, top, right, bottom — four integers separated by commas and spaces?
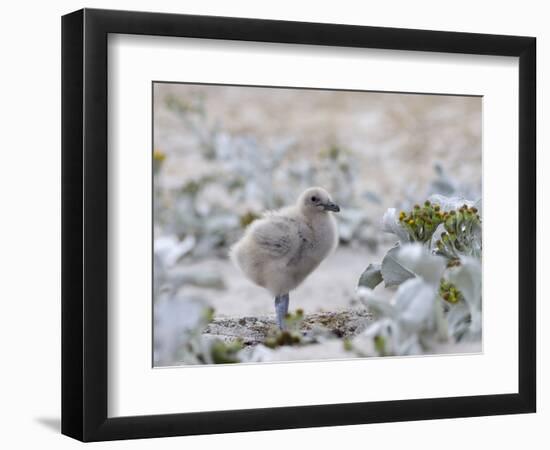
439, 279, 463, 304
398, 200, 445, 242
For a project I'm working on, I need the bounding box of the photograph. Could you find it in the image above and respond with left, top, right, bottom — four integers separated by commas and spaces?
152, 82, 483, 367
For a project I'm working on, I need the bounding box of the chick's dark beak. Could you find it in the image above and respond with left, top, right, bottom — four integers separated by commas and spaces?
323, 201, 340, 212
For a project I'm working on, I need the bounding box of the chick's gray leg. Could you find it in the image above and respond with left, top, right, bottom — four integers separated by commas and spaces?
274, 293, 290, 330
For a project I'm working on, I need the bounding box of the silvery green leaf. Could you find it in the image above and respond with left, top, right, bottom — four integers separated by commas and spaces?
467, 310, 482, 341
428, 163, 458, 197
446, 301, 469, 328
358, 263, 383, 289
380, 243, 445, 287
357, 287, 396, 318
434, 299, 449, 342
381, 208, 410, 243
434, 162, 445, 177
381, 245, 416, 287
155, 235, 196, 267
447, 257, 482, 311
193, 235, 225, 257
348, 333, 377, 357
396, 334, 423, 356
446, 301, 471, 341
240, 344, 275, 363
205, 214, 240, 234
445, 258, 482, 341
361, 318, 398, 355
161, 297, 209, 334
395, 243, 446, 286
394, 278, 436, 332
337, 208, 369, 243
357, 225, 379, 251
362, 318, 396, 338
363, 190, 382, 204
171, 269, 226, 290
429, 179, 457, 197
427, 164, 481, 201
154, 296, 212, 365
337, 222, 354, 243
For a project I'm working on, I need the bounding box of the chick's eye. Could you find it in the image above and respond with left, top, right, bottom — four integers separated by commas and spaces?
311, 196, 317, 202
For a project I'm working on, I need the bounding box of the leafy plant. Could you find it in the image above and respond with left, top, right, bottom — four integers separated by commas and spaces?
153, 239, 242, 365
354, 192, 482, 356
264, 309, 305, 349
432, 204, 482, 262
361, 194, 482, 290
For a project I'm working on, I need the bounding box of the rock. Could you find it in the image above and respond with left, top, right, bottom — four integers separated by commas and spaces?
202, 308, 373, 348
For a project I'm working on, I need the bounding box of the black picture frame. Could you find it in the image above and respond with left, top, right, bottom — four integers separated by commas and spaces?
61, 8, 536, 442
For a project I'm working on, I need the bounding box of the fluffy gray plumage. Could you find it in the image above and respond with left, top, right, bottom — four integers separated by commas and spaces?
230, 187, 340, 328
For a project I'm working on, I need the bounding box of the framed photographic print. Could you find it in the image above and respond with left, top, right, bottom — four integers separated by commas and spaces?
61, 8, 536, 442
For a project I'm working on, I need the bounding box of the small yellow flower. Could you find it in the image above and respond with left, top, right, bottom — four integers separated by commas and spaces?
153, 149, 166, 162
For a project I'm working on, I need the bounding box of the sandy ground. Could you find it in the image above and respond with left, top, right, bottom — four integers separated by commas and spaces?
178, 244, 393, 318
